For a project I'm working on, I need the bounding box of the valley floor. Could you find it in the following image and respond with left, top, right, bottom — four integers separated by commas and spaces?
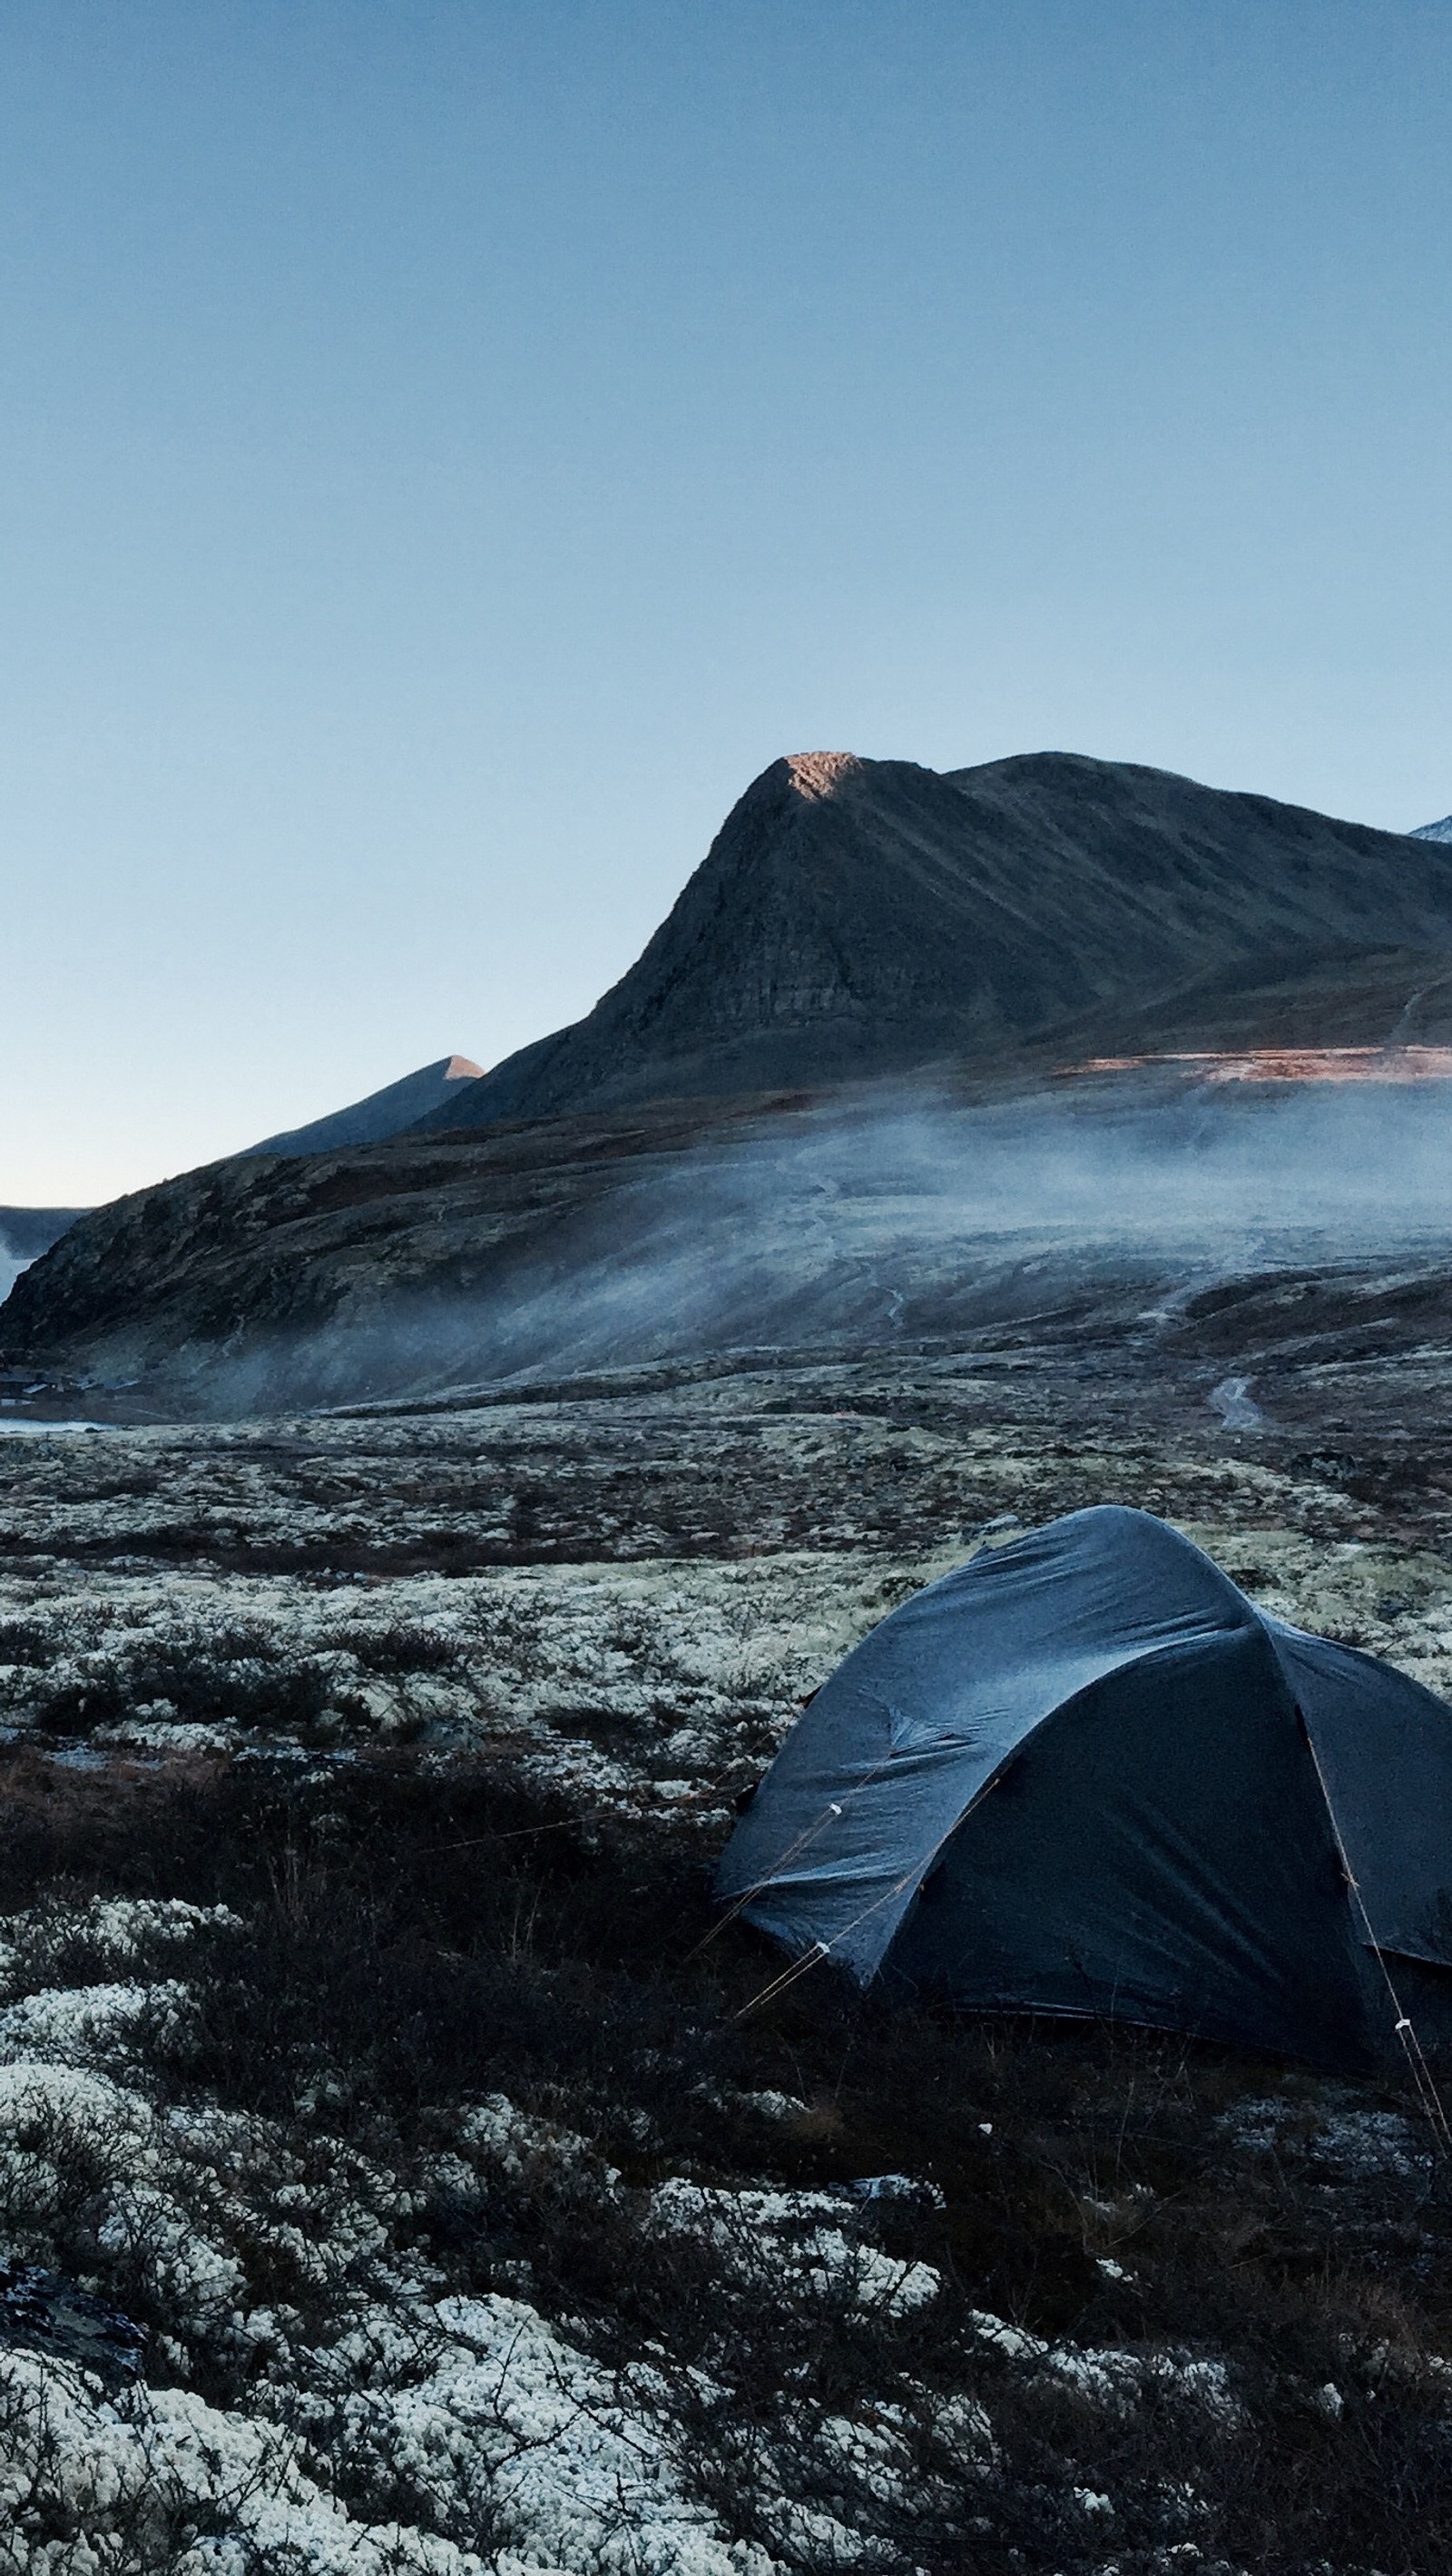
0, 1322, 1450, 2572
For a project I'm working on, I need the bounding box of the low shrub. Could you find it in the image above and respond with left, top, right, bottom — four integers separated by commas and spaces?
334, 1620, 462, 1676
0, 1749, 1448, 2572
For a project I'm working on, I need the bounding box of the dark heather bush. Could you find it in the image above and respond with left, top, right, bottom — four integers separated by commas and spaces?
0, 1748, 1449, 2572
0, 1619, 52, 1667
40, 1638, 334, 1736
336, 1620, 462, 1675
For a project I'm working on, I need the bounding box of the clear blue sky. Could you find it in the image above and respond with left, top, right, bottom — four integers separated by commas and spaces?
4, 1, 1451, 1204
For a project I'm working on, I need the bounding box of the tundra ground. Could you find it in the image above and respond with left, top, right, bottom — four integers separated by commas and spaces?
0, 1322, 1450, 2573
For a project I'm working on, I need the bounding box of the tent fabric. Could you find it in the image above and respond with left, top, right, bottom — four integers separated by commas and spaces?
717, 1506, 1452, 2069
1270, 1625, 1452, 1970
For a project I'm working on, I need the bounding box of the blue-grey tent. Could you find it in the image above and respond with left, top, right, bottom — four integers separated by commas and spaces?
717, 1507, 1452, 2070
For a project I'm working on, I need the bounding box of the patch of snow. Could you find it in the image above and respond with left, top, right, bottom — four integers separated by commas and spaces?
355, 2292, 781, 2576
455, 2095, 603, 2184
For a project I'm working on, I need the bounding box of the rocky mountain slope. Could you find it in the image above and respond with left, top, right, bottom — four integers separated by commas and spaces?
12, 1064, 1452, 1419
13, 746, 1452, 1412
247, 1051, 483, 1155
1, 1095, 748, 1409
426, 750, 1452, 1127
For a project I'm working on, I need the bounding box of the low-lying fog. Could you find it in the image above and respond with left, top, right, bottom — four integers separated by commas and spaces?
12, 1073, 1452, 1413
0, 1237, 33, 1310
476, 1077, 1452, 1359
0, 1204, 83, 1312
246, 1074, 1452, 1409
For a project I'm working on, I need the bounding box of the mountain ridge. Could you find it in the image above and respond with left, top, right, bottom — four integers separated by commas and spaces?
420, 751, 1452, 1130
12, 744, 1452, 1413
248, 1054, 483, 1156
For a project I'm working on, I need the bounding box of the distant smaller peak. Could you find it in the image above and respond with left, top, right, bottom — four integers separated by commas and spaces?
785, 752, 862, 801
1412, 815, 1452, 843
443, 1056, 485, 1080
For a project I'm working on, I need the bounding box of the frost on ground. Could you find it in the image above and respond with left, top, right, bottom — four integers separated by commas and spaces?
0, 1352, 1449, 2570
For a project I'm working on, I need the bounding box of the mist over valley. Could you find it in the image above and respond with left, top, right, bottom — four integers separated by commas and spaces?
12, 747, 1452, 1417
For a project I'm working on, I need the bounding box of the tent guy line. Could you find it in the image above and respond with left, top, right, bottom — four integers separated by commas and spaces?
1301, 1719, 1452, 2152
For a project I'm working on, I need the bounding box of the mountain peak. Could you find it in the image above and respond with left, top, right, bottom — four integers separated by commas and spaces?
783, 751, 863, 800
422, 751, 1452, 1133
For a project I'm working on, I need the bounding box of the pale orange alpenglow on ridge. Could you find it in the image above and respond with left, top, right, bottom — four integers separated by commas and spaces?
783, 750, 865, 798
1062, 1047, 1452, 1083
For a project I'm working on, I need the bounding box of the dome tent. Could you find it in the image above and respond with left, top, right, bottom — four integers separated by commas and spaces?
717, 1507, 1452, 2071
